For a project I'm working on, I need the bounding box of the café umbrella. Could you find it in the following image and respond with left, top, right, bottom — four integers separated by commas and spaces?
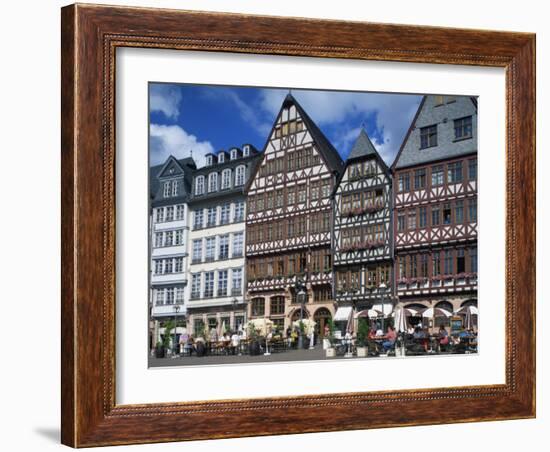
455, 305, 478, 330
422, 307, 452, 331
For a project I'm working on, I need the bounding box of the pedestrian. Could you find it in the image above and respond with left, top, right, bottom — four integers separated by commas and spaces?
231, 330, 240, 355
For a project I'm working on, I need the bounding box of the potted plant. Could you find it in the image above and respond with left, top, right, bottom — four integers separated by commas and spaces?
356, 318, 370, 357
324, 318, 336, 357
154, 341, 165, 358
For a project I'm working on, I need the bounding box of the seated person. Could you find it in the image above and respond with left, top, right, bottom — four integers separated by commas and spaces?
438, 325, 450, 350
382, 326, 397, 353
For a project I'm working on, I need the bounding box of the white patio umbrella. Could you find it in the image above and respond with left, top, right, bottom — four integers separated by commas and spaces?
455, 305, 478, 330
422, 307, 452, 332
345, 308, 355, 334
455, 305, 479, 315
394, 305, 408, 334
293, 318, 316, 336
355, 309, 383, 319
421, 307, 453, 318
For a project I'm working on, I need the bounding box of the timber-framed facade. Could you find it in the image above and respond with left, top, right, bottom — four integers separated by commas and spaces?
392, 95, 478, 320
245, 94, 343, 334
332, 129, 394, 314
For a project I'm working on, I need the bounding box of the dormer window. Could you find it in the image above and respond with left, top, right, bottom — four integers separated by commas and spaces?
206, 155, 213, 166
243, 145, 250, 157
231, 148, 238, 160
218, 153, 225, 164
163, 182, 170, 197
208, 172, 218, 192
235, 165, 245, 186
221, 169, 232, 190
195, 176, 205, 195
171, 180, 178, 196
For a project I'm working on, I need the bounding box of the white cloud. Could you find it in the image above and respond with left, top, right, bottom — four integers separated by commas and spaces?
149, 124, 214, 167
259, 89, 421, 164
150, 85, 182, 119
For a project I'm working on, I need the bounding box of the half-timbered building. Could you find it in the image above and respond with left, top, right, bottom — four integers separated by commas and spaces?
186, 145, 262, 336
332, 129, 393, 320
392, 95, 478, 324
245, 94, 343, 335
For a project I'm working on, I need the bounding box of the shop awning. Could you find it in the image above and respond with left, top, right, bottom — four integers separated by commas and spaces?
333, 306, 353, 322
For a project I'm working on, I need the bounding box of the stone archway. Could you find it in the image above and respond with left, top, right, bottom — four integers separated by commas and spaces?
313, 307, 332, 338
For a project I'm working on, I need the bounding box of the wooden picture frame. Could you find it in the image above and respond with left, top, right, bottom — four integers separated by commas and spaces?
61, 3, 535, 447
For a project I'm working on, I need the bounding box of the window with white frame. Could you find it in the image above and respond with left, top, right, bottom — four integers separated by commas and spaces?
243, 145, 250, 157
220, 203, 231, 224
208, 173, 218, 192
165, 206, 174, 221
207, 207, 217, 227
174, 257, 183, 273
163, 182, 171, 197
192, 239, 202, 263
171, 180, 178, 196
164, 258, 173, 274
155, 288, 165, 305
154, 232, 163, 248
195, 176, 205, 195
191, 274, 201, 298
206, 155, 213, 166
164, 230, 173, 247
232, 232, 243, 257
165, 287, 175, 305
154, 260, 163, 275
232, 268, 243, 295
218, 153, 225, 163
155, 207, 164, 223
176, 204, 185, 220
175, 287, 184, 303
174, 229, 183, 245
205, 237, 216, 261
221, 169, 232, 189
193, 209, 204, 229
231, 148, 238, 160
234, 201, 245, 222
235, 165, 245, 186
219, 235, 229, 259
204, 271, 214, 297
217, 270, 228, 296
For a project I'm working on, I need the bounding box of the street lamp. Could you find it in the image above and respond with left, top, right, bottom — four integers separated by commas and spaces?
379, 282, 387, 333
173, 304, 181, 357
296, 280, 307, 349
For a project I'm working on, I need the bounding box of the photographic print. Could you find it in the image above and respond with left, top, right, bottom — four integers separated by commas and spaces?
148, 84, 478, 367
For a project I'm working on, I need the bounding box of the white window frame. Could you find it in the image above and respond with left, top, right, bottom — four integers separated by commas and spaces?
193, 209, 204, 229
163, 182, 170, 197
195, 176, 205, 195
220, 203, 231, 224
235, 165, 246, 186
219, 235, 229, 259
208, 172, 218, 192
176, 204, 185, 220
192, 239, 202, 262
234, 201, 245, 222
221, 169, 232, 189
171, 180, 178, 196
232, 232, 243, 257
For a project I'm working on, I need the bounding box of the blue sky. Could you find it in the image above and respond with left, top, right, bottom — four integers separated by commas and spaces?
149, 83, 423, 168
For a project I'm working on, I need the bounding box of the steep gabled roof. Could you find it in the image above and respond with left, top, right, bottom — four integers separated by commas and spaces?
332, 128, 390, 196
149, 155, 196, 201
284, 94, 344, 174
348, 128, 378, 160
391, 95, 478, 170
